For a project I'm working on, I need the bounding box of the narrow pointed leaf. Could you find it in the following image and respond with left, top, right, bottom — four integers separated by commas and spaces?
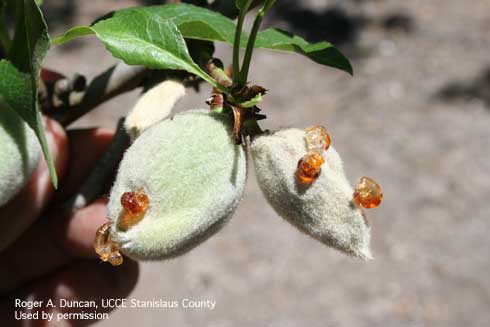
1, 0, 57, 187
255, 28, 353, 75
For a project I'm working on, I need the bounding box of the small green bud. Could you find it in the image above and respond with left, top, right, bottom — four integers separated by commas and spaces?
0, 105, 41, 207
108, 110, 247, 260
251, 128, 372, 260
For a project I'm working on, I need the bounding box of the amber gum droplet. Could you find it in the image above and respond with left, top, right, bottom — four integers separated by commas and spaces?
296, 151, 325, 185
108, 252, 124, 266
353, 176, 383, 209
93, 222, 124, 266
305, 125, 331, 152
118, 188, 150, 231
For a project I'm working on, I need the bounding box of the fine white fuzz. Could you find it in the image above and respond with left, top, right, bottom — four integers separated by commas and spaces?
124, 80, 185, 139
109, 109, 247, 260
251, 128, 372, 260
0, 105, 41, 207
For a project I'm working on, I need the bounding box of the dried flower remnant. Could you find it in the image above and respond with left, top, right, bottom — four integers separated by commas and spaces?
305, 125, 331, 152
94, 222, 124, 266
296, 151, 325, 185
118, 189, 150, 231
231, 105, 245, 144
206, 93, 224, 111
353, 177, 383, 209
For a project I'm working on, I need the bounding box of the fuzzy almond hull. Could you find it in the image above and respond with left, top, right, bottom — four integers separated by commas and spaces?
251, 128, 372, 260
108, 110, 247, 260
0, 105, 41, 251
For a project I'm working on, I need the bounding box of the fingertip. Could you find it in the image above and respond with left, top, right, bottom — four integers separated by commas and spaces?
57, 127, 115, 200
44, 117, 68, 148
1, 259, 139, 326
53, 259, 140, 302
0, 199, 113, 293
67, 127, 114, 148
24, 116, 69, 213
57, 199, 110, 258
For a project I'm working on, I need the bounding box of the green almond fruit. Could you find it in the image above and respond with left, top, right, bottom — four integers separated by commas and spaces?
251, 128, 372, 260
0, 105, 41, 207
108, 109, 247, 260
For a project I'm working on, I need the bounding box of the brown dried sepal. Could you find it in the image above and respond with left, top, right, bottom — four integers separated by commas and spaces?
231, 105, 245, 145
118, 188, 150, 231
94, 222, 123, 266
206, 93, 224, 111
232, 84, 267, 102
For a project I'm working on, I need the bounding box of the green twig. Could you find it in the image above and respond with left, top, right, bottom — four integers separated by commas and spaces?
45, 63, 147, 127
232, 0, 253, 79
237, 7, 265, 87
238, 0, 276, 87
263, 0, 277, 12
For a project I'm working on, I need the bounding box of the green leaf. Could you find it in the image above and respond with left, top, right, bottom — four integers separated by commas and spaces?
9, 1, 49, 74
1, 0, 57, 187
53, 4, 237, 46
0, 60, 50, 182
0, 60, 31, 113
55, 11, 218, 88
254, 28, 353, 75
53, 3, 352, 75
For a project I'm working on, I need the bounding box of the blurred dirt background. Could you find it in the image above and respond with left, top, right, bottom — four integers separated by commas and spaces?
42, 0, 490, 326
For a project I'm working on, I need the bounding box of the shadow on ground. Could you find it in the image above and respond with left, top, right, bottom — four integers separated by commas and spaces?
267, 1, 366, 45
267, 0, 416, 59
436, 67, 490, 108
266, 0, 414, 52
